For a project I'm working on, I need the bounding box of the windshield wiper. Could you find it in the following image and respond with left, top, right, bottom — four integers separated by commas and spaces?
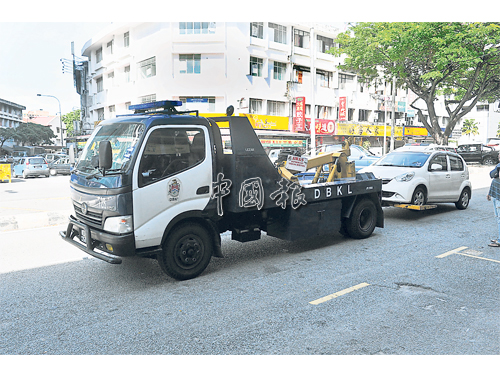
85, 168, 103, 180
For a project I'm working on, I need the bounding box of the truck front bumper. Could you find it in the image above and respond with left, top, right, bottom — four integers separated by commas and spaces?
59, 215, 136, 264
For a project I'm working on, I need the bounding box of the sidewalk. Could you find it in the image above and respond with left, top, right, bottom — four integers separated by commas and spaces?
0, 165, 494, 232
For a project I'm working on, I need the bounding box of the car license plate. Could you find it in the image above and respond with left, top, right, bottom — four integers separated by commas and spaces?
80, 230, 87, 243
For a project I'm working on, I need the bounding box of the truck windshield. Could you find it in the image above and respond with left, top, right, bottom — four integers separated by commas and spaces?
75, 122, 145, 174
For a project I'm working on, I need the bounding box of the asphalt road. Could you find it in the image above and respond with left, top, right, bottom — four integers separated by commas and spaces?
0, 167, 499, 358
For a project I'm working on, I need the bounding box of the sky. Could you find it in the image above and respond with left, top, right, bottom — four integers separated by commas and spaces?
0, 22, 110, 115
0, 1, 479, 117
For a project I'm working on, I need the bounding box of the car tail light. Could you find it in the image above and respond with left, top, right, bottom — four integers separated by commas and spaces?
25, 161, 29, 165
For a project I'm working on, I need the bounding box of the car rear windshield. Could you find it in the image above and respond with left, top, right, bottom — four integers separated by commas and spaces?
30, 158, 45, 164
374, 152, 430, 168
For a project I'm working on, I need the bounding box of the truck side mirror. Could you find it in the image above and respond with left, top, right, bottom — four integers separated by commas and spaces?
99, 141, 113, 170
68, 145, 75, 164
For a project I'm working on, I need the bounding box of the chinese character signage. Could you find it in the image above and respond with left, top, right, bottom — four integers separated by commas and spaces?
339, 97, 347, 121
304, 118, 336, 135
294, 97, 305, 132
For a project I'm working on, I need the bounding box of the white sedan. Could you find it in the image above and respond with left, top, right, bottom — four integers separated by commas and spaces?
360, 150, 472, 209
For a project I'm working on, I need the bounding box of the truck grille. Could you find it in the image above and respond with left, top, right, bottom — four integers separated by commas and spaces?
74, 203, 103, 227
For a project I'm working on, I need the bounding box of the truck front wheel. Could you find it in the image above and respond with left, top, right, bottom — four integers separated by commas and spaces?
345, 199, 377, 239
158, 223, 213, 280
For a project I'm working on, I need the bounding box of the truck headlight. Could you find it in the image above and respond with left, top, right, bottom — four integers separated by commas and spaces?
104, 215, 133, 234
395, 172, 415, 182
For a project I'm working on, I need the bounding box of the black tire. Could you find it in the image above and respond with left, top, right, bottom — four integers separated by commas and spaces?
345, 199, 377, 239
22, 170, 28, 179
157, 223, 213, 280
411, 186, 427, 206
455, 188, 470, 210
50, 169, 57, 176
483, 157, 494, 165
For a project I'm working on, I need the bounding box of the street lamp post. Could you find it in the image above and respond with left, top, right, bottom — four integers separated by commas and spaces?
37, 94, 64, 150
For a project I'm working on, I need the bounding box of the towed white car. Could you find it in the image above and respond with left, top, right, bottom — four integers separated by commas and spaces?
360, 150, 471, 209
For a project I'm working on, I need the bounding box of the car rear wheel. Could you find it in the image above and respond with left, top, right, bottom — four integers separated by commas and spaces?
50, 169, 57, 176
455, 188, 470, 210
411, 186, 427, 206
22, 170, 28, 179
483, 157, 494, 165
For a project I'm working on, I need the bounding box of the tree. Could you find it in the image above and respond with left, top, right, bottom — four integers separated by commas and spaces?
461, 119, 479, 139
62, 109, 81, 137
332, 22, 500, 144
12, 122, 56, 146
0, 128, 15, 154
497, 122, 500, 138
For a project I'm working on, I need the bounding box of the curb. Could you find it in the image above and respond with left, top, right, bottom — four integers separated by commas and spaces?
0, 211, 72, 232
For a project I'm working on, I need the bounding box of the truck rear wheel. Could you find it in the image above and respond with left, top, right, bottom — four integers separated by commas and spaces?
158, 223, 213, 280
345, 199, 377, 239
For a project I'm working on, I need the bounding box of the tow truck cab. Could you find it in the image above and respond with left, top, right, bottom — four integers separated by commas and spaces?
61, 100, 383, 280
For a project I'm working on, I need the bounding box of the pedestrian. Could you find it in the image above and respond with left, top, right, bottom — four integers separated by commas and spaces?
487, 153, 500, 247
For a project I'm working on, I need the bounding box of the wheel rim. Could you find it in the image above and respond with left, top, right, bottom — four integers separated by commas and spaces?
359, 208, 374, 232
461, 191, 469, 207
413, 191, 425, 205
173, 234, 204, 270
485, 159, 494, 165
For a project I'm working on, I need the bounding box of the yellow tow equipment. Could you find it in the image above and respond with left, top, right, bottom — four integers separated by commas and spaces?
277, 138, 356, 184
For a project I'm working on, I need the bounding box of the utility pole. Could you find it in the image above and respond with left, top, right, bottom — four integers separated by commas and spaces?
310, 27, 316, 156
391, 76, 396, 151
37, 94, 64, 149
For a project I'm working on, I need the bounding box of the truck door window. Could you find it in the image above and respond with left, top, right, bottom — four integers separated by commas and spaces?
139, 128, 205, 187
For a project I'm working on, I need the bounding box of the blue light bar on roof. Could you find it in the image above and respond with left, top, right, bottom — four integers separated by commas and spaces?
128, 100, 182, 111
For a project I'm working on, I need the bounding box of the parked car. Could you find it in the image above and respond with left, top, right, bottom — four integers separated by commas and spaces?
13, 157, 50, 178
360, 150, 471, 209
48, 157, 72, 176
394, 142, 440, 152
456, 143, 499, 165
44, 153, 67, 163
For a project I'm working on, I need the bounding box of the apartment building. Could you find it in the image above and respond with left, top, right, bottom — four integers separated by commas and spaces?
0, 98, 25, 129
80, 22, 488, 148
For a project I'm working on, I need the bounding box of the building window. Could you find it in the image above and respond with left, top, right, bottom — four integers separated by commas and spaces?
107, 40, 113, 55
96, 47, 102, 63
477, 104, 489, 111
250, 22, 263, 39
124, 66, 130, 83
317, 70, 332, 88
250, 56, 263, 77
109, 105, 115, 113
140, 94, 156, 104
339, 73, 354, 89
179, 22, 215, 34
359, 109, 369, 122
268, 101, 286, 116
125, 102, 131, 111
294, 29, 310, 48
96, 77, 103, 92
317, 35, 334, 53
179, 54, 201, 74
124, 32, 129, 47
268, 23, 287, 44
273, 61, 286, 80
97, 108, 104, 120
249, 99, 262, 114
138, 57, 156, 79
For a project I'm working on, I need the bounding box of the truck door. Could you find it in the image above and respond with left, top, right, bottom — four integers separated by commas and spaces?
132, 126, 212, 249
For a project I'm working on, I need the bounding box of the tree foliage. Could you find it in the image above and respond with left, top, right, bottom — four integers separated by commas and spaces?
0, 127, 15, 147
12, 122, 56, 146
62, 109, 81, 137
461, 119, 479, 138
331, 22, 500, 144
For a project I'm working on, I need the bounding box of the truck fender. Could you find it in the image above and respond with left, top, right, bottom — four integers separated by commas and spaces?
160, 211, 223, 258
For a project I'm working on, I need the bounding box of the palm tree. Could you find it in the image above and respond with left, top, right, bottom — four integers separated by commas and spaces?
461, 119, 479, 140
